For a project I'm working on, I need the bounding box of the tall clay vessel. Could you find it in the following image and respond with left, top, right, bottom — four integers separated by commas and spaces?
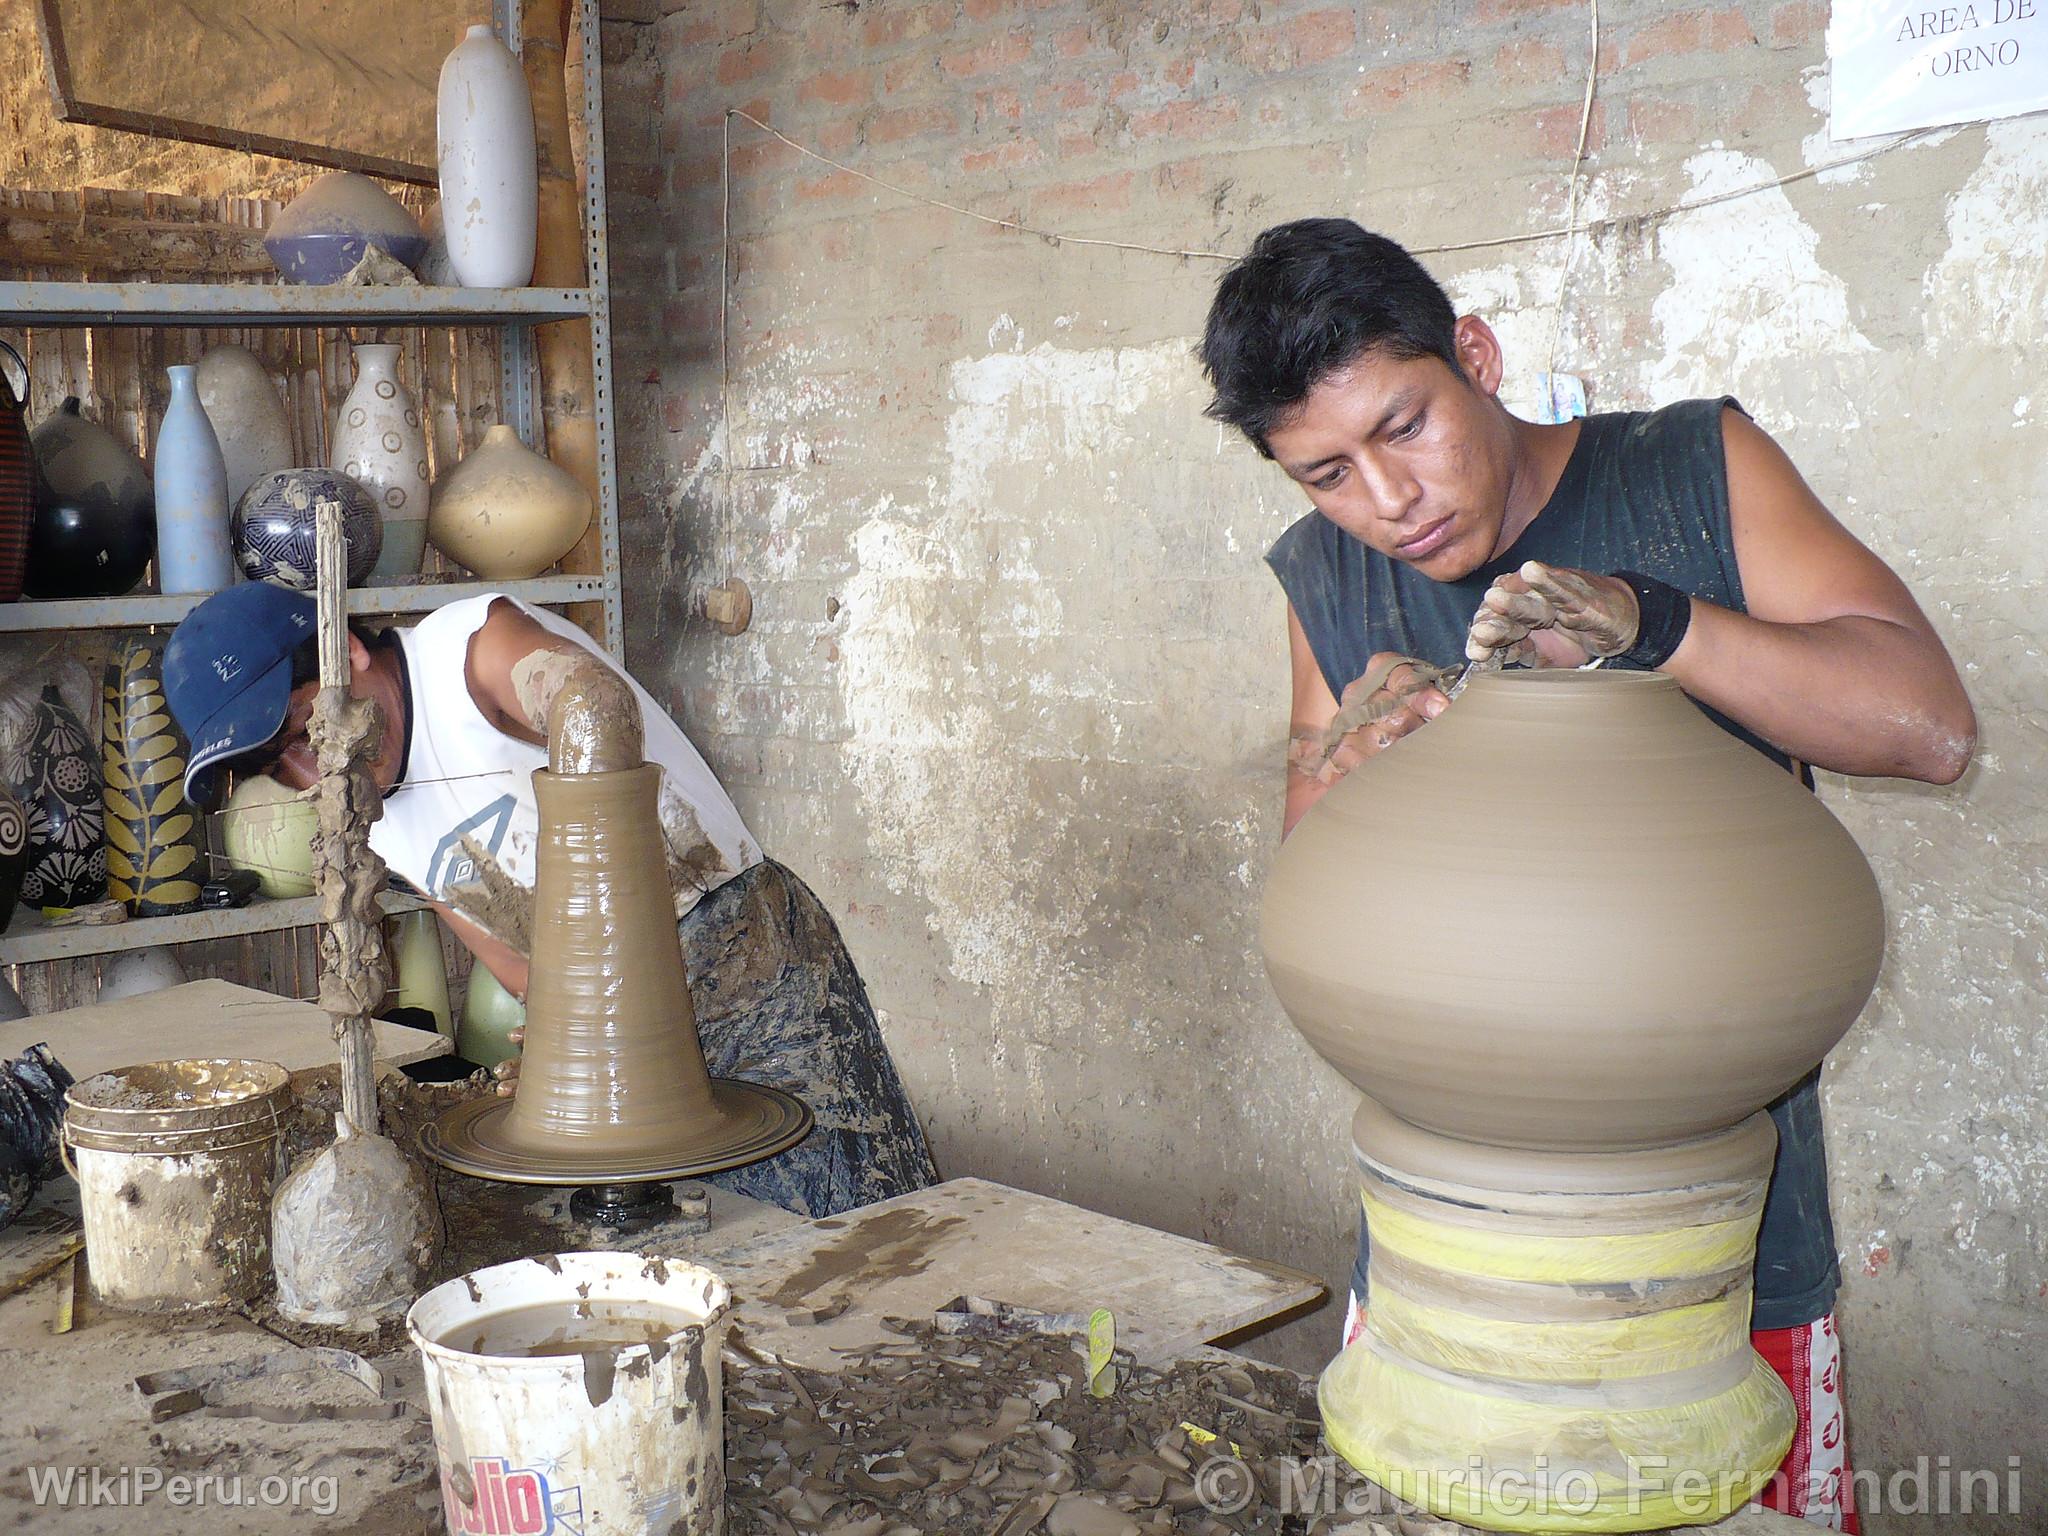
154, 367, 234, 594
14, 684, 105, 911
436, 23, 538, 288
102, 637, 204, 917
195, 345, 294, 508
0, 341, 35, 602
1260, 669, 1885, 1532
332, 346, 430, 582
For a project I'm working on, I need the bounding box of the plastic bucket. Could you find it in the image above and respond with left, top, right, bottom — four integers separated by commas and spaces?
408, 1251, 732, 1536
63, 1057, 292, 1310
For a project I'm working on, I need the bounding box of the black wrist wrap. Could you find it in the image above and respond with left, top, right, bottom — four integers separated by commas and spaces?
1610, 570, 1692, 670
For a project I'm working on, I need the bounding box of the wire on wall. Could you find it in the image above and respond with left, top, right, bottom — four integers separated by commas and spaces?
1547, 0, 1601, 384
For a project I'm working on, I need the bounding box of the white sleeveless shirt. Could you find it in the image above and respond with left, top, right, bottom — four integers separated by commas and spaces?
367, 593, 760, 917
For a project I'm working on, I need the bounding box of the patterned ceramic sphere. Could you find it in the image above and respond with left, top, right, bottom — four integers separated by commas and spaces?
233, 468, 382, 589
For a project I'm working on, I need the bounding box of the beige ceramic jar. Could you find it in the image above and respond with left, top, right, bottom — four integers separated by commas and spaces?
426, 423, 592, 580
1261, 668, 1884, 1152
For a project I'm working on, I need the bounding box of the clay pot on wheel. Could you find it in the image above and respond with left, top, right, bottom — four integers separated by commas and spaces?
427, 424, 591, 579
1262, 668, 1884, 1151
27, 398, 154, 599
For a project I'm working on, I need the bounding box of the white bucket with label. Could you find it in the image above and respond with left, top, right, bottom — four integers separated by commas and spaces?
63, 1057, 291, 1310
408, 1251, 732, 1536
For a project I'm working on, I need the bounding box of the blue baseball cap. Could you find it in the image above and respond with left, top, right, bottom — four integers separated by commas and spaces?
163, 584, 317, 808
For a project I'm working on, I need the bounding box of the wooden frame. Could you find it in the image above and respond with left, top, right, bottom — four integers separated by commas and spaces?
33, 0, 459, 185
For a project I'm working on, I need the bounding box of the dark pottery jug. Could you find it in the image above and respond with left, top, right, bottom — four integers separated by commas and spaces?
16, 684, 106, 910
27, 398, 154, 599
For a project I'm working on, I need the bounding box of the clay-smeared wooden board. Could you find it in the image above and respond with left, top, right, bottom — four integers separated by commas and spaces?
701, 1177, 1324, 1371
0, 978, 450, 1081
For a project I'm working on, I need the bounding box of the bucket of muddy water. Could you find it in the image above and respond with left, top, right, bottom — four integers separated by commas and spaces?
408, 1251, 733, 1536
63, 1057, 292, 1310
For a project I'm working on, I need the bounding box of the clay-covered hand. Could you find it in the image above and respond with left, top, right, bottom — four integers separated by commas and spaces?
1465, 561, 1641, 666
492, 1027, 525, 1097
1300, 653, 1454, 786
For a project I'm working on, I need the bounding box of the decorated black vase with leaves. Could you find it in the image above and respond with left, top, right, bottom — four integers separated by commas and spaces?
103, 638, 203, 916
16, 684, 105, 910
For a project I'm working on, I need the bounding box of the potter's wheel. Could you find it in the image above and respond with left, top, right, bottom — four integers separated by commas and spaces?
421, 1077, 812, 1185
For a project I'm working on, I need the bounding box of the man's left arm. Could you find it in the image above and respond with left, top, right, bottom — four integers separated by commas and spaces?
1471, 410, 1975, 784
1668, 410, 1974, 783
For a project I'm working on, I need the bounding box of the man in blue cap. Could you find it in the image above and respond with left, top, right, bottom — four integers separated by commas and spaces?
164, 583, 937, 1218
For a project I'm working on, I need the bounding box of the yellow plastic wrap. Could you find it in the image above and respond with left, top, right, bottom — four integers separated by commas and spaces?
1323, 1170, 1794, 1531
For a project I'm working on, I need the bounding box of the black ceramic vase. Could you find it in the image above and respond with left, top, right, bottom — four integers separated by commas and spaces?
27, 398, 154, 599
0, 783, 28, 932
16, 685, 106, 910
102, 639, 203, 917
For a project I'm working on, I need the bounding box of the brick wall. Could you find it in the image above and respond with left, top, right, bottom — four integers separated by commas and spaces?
600, 2, 2047, 1518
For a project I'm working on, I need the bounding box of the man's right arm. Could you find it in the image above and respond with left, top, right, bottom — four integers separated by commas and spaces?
1283, 603, 1452, 838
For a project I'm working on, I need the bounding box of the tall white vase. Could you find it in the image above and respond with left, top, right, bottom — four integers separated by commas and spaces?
333, 345, 430, 582
195, 345, 293, 507
154, 366, 234, 595
436, 23, 538, 288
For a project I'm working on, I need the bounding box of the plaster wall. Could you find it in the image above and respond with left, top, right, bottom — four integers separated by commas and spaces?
607, 4, 2044, 1529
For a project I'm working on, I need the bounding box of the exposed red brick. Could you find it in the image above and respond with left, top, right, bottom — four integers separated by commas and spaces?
798, 68, 871, 107
922, 313, 964, 347
818, 227, 857, 263
1473, 0, 1578, 21
963, 0, 1011, 18
798, 169, 871, 201
974, 86, 1025, 126
816, 118, 859, 155
1770, 0, 1826, 46
1637, 12, 1702, 64
1493, 38, 1568, 86
961, 138, 1042, 175
715, 37, 788, 85
940, 31, 1033, 77
1128, 96, 1239, 141
868, 102, 955, 143
1530, 98, 1608, 157
730, 137, 799, 180
1345, 57, 1472, 113
1052, 22, 1094, 58
1709, 7, 1758, 49
882, 55, 928, 93
1627, 90, 1701, 143
1240, 8, 1357, 73
1029, 170, 1135, 217
861, 1, 953, 47
1034, 77, 1091, 112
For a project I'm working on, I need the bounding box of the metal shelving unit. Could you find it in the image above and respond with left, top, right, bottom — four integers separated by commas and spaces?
0, 0, 625, 964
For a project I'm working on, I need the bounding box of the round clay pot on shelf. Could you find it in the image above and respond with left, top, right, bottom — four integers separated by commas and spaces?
436, 24, 538, 288
26, 398, 154, 600
13, 684, 106, 911
427, 424, 591, 580
233, 468, 382, 590
219, 772, 317, 900
331, 346, 429, 583
0, 341, 37, 603
194, 345, 295, 509
263, 172, 426, 285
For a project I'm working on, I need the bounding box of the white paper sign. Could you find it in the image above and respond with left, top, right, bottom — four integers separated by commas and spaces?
1830, 0, 2048, 139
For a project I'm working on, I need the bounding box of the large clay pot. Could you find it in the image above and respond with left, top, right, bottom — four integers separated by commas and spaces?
331, 346, 429, 582
153, 366, 234, 595
436, 24, 538, 288
219, 772, 317, 899
427, 424, 591, 579
233, 468, 381, 590
15, 684, 105, 911
0, 341, 35, 603
26, 398, 154, 599
263, 172, 427, 285
1261, 668, 1885, 1151
195, 346, 294, 508
102, 637, 204, 917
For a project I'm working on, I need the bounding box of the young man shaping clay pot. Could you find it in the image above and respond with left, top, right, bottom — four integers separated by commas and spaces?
1201, 219, 1975, 1533
163, 586, 938, 1219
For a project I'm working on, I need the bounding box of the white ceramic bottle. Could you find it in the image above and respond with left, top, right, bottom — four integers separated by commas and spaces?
332, 345, 430, 582
436, 23, 538, 288
153, 365, 234, 594
194, 344, 293, 508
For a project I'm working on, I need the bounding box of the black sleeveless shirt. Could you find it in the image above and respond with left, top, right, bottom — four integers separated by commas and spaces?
1266, 397, 1840, 1331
